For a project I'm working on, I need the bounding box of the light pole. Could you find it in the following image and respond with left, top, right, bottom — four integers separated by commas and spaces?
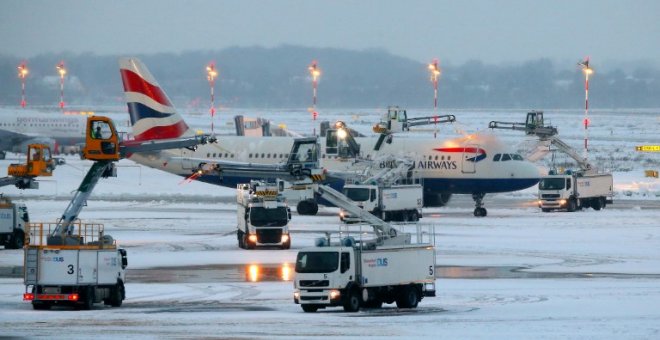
428, 59, 441, 138
308, 60, 321, 135
206, 63, 218, 134
578, 57, 593, 161
18, 62, 28, 108
56, 61, 67, 110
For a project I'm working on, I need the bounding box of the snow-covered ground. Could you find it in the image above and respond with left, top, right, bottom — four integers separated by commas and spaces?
1, 107, 660, 338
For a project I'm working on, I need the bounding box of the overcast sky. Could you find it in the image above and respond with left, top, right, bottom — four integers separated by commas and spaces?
1, 0, 658, 66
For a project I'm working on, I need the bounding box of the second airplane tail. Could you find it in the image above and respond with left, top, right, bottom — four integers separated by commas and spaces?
119, 57, 191, 141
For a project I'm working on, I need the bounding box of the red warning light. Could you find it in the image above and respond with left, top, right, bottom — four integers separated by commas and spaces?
312, 111, 318, 120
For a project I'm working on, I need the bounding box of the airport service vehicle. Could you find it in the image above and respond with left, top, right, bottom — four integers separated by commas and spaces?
489, 111, 614, 212
0, 144, 55, 249
237, 181, 291, 249
340, 155, 423, 223
1, 144, 54, 190
281, 138, 436, 312
22, 115, 211, 309
294, 235, 436, 313
538, 171, 613, 212
341, 183, 423, 222
0, 196, 28, 249
23, 222, 128, 310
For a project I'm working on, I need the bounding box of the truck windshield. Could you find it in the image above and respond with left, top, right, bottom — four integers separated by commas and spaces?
539, 178, 565, 190
344, 188, 369, 202
295, 251, 339, 273
249, 207, 288, 227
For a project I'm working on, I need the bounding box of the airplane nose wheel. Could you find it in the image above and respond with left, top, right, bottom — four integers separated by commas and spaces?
472, 193, 487, 217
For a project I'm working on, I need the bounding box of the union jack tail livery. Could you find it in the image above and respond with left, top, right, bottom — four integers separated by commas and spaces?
119, 57, 191, 141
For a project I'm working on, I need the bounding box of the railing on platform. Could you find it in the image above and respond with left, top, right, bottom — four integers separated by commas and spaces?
26, 221, 116, 249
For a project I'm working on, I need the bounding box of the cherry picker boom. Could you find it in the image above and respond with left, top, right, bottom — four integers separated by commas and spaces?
23, 116, 213, 310
489, 111, 613, 212
48, 116, 214, 245
372, 106, 456, 151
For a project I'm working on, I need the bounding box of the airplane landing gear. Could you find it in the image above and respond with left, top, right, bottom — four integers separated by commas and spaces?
472, 192, 487, 217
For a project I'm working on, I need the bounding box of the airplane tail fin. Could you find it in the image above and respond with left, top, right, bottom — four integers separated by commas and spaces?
119, 57, 192, 141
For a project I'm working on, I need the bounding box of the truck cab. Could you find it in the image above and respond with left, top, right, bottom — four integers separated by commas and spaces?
293, 246, 360, 312
538, 174, 575, 211
236, 182, 292, 249
0, 197, 28, 249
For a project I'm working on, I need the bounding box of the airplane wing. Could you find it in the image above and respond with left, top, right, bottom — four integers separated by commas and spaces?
169, 156, 346, 183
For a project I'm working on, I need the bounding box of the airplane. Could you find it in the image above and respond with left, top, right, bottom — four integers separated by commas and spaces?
119, 57, 541, 217
0, 111, 86, 159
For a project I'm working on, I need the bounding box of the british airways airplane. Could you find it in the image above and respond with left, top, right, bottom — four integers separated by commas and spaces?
119, 57, 541, 217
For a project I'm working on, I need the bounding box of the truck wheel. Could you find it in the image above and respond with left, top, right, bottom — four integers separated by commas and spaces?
343, 289, 361, 312
81, 287, 94, 310
592, 198, 602, 211
33, 302, 51, 310
11, 231, 25, 249
411, 211, 419, 222
601, 197, 607, 209
301, 304, 318, 313
237, 230, 244, 249
396, 286, 419, 309
567, 199, 577, 212
363, 299, 383, 309
110, 283, 124, 307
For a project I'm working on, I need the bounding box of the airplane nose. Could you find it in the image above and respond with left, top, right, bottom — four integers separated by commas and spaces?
522, 161, 542, 179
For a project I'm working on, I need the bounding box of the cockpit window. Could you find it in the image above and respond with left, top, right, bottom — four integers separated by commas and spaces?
493, 154, 501, 162
501, 154, 512, 161
512, 154, 524, 161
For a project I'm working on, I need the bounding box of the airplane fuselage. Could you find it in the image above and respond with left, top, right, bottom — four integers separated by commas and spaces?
129, 133, 541, 198
0, 113, 86, 154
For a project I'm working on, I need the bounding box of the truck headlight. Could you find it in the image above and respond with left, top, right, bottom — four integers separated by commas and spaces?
329, 289, 340, 300
537, 200, 542, 207
248, 234, 257, 243
559, 199, 567, 206
294, 291, 300, 299
281, 234, 289, 243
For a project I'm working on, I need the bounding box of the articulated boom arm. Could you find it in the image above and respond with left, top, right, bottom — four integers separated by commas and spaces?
47, 116, 214, 245
312, 184, 409, 246
404, 114, 456, 129
546, 136, 592, 171
489, 111, 591, 170
488, 111, 558, 139
50, 161, 115, 243
119, 134, 214, 157
488, 120, 558, 138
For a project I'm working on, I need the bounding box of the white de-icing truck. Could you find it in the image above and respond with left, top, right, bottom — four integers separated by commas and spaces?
0, 196, 28, 249
340, 156, 423, 223
538, 170, 613, 212
294, 236, 436, 313
237, 181, 292, 249
341, 184, 423, 222
23, 222, 128, 310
